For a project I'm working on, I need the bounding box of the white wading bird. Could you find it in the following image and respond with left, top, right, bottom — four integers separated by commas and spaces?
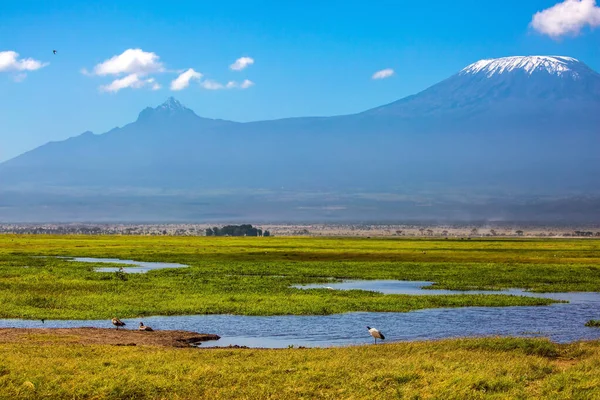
367, 326, 385, 344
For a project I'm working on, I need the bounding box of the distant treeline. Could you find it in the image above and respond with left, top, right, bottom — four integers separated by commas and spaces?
205, 224, 271, 237
572, 231, 599, 237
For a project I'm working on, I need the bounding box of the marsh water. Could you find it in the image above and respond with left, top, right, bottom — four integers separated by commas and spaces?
68, 257, 188, 273
3, 275, 600, 348
294, 280, 571, 297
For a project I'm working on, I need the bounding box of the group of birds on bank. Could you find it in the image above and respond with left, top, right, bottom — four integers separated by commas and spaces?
111, 317, 385, 343
111, 317, 153, 331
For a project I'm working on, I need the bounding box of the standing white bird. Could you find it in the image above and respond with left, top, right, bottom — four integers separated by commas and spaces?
367, 326, 385, 344
111, 317, 126, 330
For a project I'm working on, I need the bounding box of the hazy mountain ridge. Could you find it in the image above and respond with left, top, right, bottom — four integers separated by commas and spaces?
1, 56, 599, 222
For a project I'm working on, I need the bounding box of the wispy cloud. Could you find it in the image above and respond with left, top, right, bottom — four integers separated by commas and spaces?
100, 73, 158, 93
200, 79, 225, 90
230, 56, 254, 71
0, 51, 48, 81
372, 68, 394, 80
240, 79, 254, 89
531, 0, 600, 38
13, 73, 28, 83
170, 68, 203, 91
200, 78, 255, 90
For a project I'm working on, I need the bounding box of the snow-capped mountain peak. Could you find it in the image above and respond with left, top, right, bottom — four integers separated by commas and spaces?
136, 97, 196, 121
157, 97, 186, 111
460, 56, 584, 78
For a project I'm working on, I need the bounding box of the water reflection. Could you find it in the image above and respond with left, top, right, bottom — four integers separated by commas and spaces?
68, 257, 188, 273
294, 280, 598, 303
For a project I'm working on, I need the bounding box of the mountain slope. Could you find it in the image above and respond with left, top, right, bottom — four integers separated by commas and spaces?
0, 56, 599, 222
364, 56, 600, 124
1, 97, 245, 187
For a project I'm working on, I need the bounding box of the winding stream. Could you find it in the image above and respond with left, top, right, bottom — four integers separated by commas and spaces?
4, 266, 600, 347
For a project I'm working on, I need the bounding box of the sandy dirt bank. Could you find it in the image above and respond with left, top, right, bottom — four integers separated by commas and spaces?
0, 327, 220, 348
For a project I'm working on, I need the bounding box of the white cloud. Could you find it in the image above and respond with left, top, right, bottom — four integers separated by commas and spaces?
531, 0, 600, 38
88, 50, 256, 93
100, 73, 158, 93
0, 51, 47, 81
87, 49, 166, 93
372, 68, 394, 80
86, 49, 256, 94
147, 78, 161, 91
240, 79, 254, 89
200, 79, 225, 90
170, 68, 202, 91
200, 78, 255, 90
91, 48, 164, 76
230, 56, 254, 71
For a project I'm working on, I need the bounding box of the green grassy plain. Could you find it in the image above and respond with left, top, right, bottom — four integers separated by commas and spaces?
1, 235, 599, 319
1, 337, 600, 399
2, 235, 600, 399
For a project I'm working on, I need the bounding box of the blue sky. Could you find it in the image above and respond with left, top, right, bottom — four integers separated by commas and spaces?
1, 0, 599, 161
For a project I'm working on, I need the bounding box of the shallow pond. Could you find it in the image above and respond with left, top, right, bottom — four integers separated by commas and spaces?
68, 257, 187, 273
3, 280, 600, 348
293, 280, 584, 300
